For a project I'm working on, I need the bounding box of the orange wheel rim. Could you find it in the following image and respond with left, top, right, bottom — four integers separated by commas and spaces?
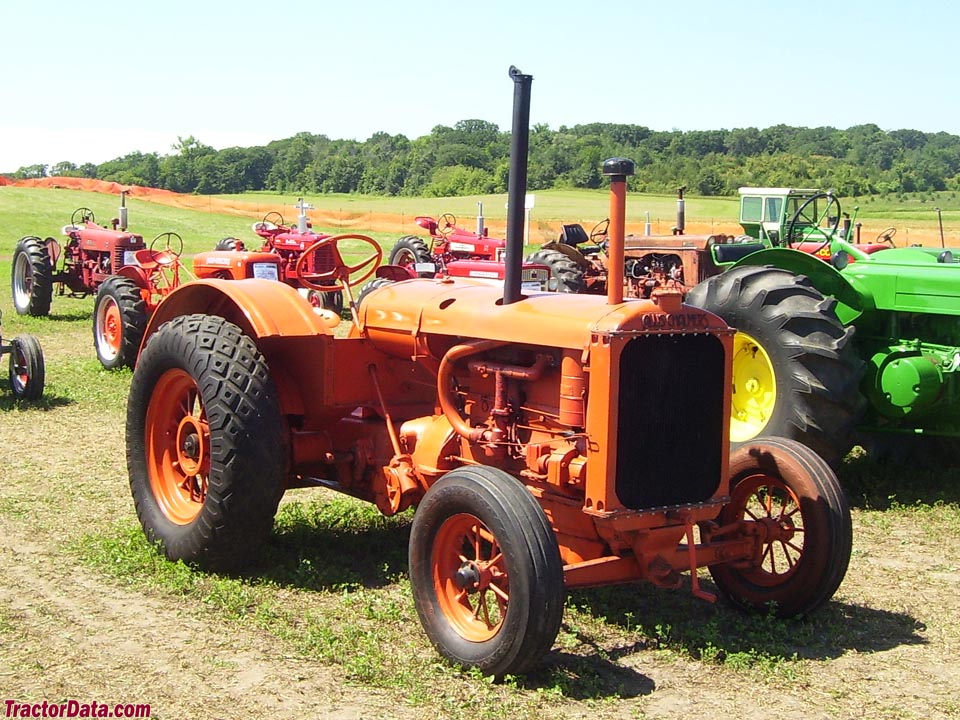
729, 476, 804, 586
144, 369, 211, 525
100, 298, 122, 354
432, 513, 509, 642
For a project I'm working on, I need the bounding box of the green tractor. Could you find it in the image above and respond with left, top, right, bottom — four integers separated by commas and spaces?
549, 187, 955, 466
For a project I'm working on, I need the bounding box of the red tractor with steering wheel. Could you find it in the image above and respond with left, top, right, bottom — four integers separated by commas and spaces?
215, 198, 346, 314
12, 195, 282, 370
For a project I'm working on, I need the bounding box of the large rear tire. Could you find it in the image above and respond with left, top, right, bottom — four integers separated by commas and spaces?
126, 314, 287, 571
409, 466, 564, 677
93, 276, 148, 370
524, 249, 585, 293
686, 265, 863, 467
8, 334, 45, 401
12, 236, 53, 316
710, 437, 852, 617
389, 236, 434, 277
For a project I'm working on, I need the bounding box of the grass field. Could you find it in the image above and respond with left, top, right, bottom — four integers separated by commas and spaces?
1, 186, 959, 719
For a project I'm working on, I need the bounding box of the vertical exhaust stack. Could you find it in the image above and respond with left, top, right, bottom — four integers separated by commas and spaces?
119, 191, 128, 231
504, 66, 532, 305
603, 158, 635, 305
673, 186, 686, 235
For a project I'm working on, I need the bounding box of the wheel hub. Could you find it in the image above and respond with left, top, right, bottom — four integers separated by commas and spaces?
454, 563, 481, 591
175, 416, 206, 477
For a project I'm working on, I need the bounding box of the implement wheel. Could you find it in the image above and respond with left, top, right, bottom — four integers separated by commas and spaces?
7, 334, 45, 400
409, 466, 564, 677
710, 437, 852, 617
686, 265, 863, 467
126, 314, 286, 570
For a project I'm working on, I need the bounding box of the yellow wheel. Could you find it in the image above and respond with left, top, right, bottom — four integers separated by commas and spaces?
730, 331, 776, 442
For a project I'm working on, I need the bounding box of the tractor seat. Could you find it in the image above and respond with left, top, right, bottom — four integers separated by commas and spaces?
560, 223, 589, 246
61, 225, 82, 236
713, 242, 766, 263
133, 248, 176, 270
253, 221, 278, 233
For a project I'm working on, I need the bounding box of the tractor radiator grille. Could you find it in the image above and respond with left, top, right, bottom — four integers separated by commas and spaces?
615, 333, 725, 509
113, 245, 126, 273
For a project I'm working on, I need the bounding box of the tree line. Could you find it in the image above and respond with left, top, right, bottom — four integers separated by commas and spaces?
10, 120, 960, 198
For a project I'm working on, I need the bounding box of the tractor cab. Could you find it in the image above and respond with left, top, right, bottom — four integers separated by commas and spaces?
738, 187, 825, 247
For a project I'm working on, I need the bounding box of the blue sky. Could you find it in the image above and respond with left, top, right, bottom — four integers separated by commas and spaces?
1, 0, 956, 171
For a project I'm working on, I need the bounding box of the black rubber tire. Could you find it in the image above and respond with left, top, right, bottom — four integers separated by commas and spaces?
389, 236, 434, 277
409, 465, 564, 677
214, 237, 243, 251
11, 236, 53, 316
321, 290, 344, 315
126, 314, 287, 571
524, 249, 586, 293
93, 276, 149, 370
686, 265, 864, 468
7, 334, 45, 401
356, 277, 395, 308
710, 437, 852, 617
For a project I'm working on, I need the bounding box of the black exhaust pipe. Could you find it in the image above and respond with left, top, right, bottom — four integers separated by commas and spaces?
504, 66, 532, 305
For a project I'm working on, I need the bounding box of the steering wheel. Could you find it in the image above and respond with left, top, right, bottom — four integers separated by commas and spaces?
590, 218, 610, 246
437, 213, 457, 236
786, 192, 841, 253
876, 227, 897, 246
295, 234, 383, 293
71, 207, 96, 226
149, 232, 184, 258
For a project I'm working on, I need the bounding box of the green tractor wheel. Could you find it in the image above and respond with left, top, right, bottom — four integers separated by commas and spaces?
687, 265, 864, 467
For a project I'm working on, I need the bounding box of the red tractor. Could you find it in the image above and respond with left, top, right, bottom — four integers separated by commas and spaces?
0, 310, 44, 400
125, 69, 850, 677
11, 195, 282, 370
385, 212, 554, 292
216, 198, 345, 313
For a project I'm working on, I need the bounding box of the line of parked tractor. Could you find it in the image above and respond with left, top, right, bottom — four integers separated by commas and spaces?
2, 66, 955, 676
10, 178, 958, 471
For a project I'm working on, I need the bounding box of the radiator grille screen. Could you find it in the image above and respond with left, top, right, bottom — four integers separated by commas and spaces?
615, 333, 725, 509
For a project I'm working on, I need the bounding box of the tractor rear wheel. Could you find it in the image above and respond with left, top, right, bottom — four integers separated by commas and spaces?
409, 465, 564, 677
12, 236, 53, 316
7, 334, 45, 401
524, 249, 586, 293
686, 265, 863, 468
126, 314, 286, 571
356, 277, 395, 308
93, 277, 148, 370
214, 237, 243, 251
710, 437, 852, 617
389, 236, 434, 277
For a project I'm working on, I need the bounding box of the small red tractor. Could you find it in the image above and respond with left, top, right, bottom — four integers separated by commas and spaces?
383, 211, 554, 293
12, 194, 282, 370
0, 310, 44, 400
125, 68, 851, 677
215, 198, 346, 313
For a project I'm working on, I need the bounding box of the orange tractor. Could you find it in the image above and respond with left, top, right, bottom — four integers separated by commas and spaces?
126, 68, 851, 677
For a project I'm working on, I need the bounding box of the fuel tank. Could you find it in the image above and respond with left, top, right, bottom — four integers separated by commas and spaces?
358, 276, 729, 359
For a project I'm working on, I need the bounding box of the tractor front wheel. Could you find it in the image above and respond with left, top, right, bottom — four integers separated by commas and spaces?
93, 277, 148, 370
525, 249, 585, 293
709, 437, 852, 617
409, 465, 564, 677
389, 236, 434, 277
7, 334, 45, 401
686, 265, 863, 467
126, 314, 287, 570
12, 236, 53, 316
